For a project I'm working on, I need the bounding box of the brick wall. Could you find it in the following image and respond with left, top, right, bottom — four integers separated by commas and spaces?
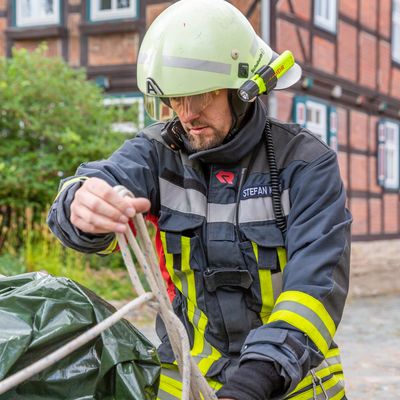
278, 0, 312, 21
275, 0, 400, 240
14, 39, 62, 57
88, 33, 139, 66
276, 19, 309, 64
67, 13, 81, 67
0, 0, 399, 240
337, 21, 357, 81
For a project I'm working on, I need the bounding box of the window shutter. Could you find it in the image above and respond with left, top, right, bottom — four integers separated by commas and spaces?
328, 106, 338, 152
377, 121, 386, 187
292, 96, 307, 127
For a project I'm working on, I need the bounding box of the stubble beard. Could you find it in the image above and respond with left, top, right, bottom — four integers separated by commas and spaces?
185, 126, 228, 152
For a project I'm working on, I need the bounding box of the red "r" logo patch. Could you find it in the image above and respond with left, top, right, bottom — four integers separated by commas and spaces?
216, 171, 235, 184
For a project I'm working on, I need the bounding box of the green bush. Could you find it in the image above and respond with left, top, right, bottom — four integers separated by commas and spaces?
0, 45, 133, 209
0, 46, 143, 299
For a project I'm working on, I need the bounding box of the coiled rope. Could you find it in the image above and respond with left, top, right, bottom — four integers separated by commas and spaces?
0, 185, 217, 400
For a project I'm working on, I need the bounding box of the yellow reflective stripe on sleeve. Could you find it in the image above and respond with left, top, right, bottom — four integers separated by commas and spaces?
278, 291, 336, 338
269, 291, 336, 355
330, 389, 346, 400
55, 176, 88, 200
287, 374, 344, 400
269, 310, 330, 355
97, 237, 118, 255
327, 362, 343, 375
277, 246, 287, 271
290, 344, 344, 395
291, 365, 340, 394
252, 242, 275, 324
326, 347, 340, 358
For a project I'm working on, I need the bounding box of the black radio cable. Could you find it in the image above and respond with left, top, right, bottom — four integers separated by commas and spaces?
263, 118, 287, 236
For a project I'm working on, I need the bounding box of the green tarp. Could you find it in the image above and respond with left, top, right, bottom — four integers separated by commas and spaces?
0, 272, 160, 400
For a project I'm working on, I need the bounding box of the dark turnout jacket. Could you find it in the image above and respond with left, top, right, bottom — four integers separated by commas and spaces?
48, 99, 351, 400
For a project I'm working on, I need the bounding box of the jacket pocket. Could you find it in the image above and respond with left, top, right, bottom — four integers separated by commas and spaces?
158, 210, 206, 302
239, 223, 286, 323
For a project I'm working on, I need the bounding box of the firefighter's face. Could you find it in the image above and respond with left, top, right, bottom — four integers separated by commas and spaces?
170, 89, 232, 151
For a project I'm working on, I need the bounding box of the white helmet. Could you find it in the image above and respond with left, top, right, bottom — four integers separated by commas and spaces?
137, 0, 301, 98
137, 0, 301, 121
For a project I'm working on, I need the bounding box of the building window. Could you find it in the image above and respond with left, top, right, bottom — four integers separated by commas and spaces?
15, 0, 60, 27
393, 0, 400, 63
377, 120, 400, 190
314, 0, 337, 33
104, 94, 145, 134
293, 96, 338, 151
90, 0, 138, 22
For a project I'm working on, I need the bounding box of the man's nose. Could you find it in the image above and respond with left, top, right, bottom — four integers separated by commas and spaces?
179, 105, 201, 124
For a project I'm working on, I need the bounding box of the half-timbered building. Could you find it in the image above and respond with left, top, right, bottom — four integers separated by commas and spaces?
0, 0, 399, 242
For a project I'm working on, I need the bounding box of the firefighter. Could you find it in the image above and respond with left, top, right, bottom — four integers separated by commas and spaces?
48, 0, 351, 399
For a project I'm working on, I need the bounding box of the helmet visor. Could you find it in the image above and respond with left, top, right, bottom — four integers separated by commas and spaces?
144, 95, 175, 122
169, 91, 220, 117
144, 90, 221, 122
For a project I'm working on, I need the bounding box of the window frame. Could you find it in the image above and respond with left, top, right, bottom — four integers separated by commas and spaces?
392, 0, 400, 63
305, 99, 328, 143
314, 0, 338, 34
293, 96, 338, 152
90, 0, 138, 22
104, 93, 145, 133
378, 120, 400, 190
15, 0, 61, 27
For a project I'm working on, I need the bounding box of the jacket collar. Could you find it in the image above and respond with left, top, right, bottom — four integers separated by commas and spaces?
186, 99, 267, 164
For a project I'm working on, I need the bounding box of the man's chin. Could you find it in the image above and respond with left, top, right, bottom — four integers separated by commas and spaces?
184, 127, 228, 152
188, 137, 223, 152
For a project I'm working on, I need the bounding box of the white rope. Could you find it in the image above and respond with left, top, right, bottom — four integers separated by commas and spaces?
0, 185, 217, 400
113, 185, 217, 400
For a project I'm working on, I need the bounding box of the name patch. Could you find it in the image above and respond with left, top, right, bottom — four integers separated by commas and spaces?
241, 185, 273, 199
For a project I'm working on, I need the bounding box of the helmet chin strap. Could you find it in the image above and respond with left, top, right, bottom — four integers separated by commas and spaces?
223, 89, 255, 144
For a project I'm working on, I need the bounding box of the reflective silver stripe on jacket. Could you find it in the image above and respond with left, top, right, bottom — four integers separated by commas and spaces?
160, 176, 290, 224
239, 189, 290, 223
159, 177, 207, 216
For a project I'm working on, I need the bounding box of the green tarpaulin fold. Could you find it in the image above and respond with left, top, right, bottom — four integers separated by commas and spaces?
0, 272, 160, 400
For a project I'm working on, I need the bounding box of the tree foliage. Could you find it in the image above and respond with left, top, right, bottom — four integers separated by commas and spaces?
0, 46, 135, 209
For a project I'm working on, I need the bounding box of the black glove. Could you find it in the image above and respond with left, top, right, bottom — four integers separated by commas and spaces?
216, 360, 284, 400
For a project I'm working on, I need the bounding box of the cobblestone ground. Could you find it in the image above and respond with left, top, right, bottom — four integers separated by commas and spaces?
131, 294, 400, 400
335, 295, 400, 400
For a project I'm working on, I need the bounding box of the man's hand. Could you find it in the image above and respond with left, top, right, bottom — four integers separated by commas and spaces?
70, 177, 150, 234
